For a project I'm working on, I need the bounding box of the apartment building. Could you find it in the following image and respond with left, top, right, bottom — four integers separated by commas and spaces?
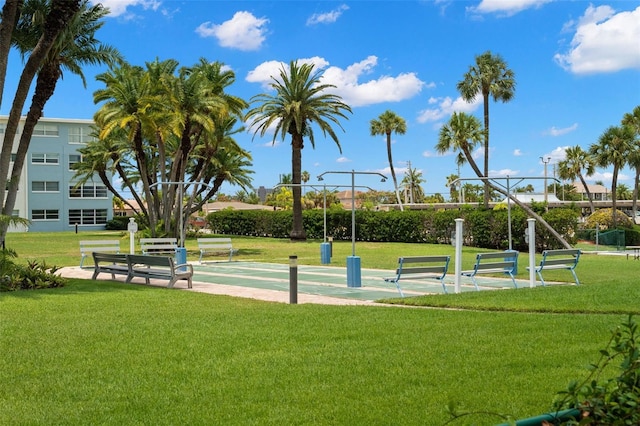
2, 116, 112, 232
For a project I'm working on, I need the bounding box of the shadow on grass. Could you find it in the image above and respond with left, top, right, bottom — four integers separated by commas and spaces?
1, 278, 169, 299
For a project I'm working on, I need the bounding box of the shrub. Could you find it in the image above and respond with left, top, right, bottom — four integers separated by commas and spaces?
584, 208, 634, 230
0, 249, 65, 291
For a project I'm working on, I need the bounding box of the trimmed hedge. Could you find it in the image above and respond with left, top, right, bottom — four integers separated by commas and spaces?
206, 207, 580, 250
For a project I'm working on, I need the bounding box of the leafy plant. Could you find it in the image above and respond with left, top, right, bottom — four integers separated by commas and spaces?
554, 315, 640, 425
0, 252, 65, 291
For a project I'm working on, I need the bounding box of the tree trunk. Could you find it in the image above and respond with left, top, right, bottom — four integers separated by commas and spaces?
290, 133, 306, 240
3, 62, 60, 222
386, 133, 403, 211
578, 174, 596, 214
482, 93, 490, 209
0, 0, 23, 109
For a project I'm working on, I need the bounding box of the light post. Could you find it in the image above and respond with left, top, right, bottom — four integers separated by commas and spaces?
317, 170, 387, 287
540, 156, 551, 204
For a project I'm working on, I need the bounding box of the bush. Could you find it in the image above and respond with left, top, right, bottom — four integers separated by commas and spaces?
584, 208, 634, 230
0, 249, 65, 292
105, 216, 130, 230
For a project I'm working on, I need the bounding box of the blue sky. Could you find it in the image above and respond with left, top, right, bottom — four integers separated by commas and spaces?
4, 0, 640, 197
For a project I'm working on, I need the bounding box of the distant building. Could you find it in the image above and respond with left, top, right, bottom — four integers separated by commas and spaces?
501, 193, 562, 203
2, 116, 112, 232
571, 182, 609, 201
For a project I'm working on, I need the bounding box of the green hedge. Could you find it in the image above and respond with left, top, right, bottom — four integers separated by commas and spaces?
206, 207, 579, 250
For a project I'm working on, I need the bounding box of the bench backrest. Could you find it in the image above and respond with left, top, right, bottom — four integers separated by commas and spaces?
540, 249, 580, 268
80, 240, 120, 253
128, 254, 175, 268
397, 255, 450, 277
197, 238, 233, 248
140, 238, 177, 253
92, 252, 128, 263
474, 251, 518, 273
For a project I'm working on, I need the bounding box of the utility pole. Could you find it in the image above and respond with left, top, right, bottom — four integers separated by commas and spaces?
540, 156, 551, 203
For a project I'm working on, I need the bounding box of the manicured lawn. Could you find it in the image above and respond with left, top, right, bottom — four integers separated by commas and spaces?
1, 231, 638, 424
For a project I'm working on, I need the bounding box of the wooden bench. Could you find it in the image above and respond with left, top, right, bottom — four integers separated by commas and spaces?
80, 240, 121, 268
462, 250, 519, 290
197, 237, 237, 263
140, 238, 178, 255
91, 252, 130, 280
384, 255, 451, 297
527, 249, 581, 286
126, 254, 193, 289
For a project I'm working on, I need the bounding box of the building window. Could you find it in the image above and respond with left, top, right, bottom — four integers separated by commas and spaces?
69, 209, 107, 225
69, 184, 107, 198
69, 154, 82, 170
32, 153, 59, 164
32, 181, 59, 192
68, 127, 92, 144
32, 209, 59, 220
33, 123, 59, 136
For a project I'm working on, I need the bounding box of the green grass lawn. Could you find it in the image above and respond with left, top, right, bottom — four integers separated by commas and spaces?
1, 231, 638, 424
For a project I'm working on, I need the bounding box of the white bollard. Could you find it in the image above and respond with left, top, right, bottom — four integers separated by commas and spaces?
454, 218, 464, 294
128, 218, 138, 254
527, 218, 536, 288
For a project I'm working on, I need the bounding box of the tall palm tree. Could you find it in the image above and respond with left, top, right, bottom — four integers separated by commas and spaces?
246, 60, 351, 240
622, 106, 640, 218
557, 145, 596, 214
2, 0, 120, 222
457, 51, 516, 208
370, 110, 406, 210
0, 0, 23, 108
590, 125, 635, 227
437, 112, 572, 248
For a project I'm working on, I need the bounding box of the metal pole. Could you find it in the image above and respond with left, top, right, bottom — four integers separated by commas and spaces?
528, 218, 536, 288
289, 255, 298, 304
323, 184, 327, 243
454, 218, 464, 294
179, 182, 184, 247
507, 175, 512, 251
351, 170, 356, 257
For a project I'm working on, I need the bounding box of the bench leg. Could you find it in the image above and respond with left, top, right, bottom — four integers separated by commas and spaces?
199, 251, 204, 264
438, 278, 448, 294
570, 269, 580, 286
507, 273, 518, 289
536, 270, 546, 287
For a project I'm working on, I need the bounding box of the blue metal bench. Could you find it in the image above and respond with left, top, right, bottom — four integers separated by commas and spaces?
527, 248, 581, 286
461, 250, 519, 290
384, 255, 451, 297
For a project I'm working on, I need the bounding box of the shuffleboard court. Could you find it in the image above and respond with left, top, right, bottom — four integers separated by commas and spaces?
191, 261, 532, 301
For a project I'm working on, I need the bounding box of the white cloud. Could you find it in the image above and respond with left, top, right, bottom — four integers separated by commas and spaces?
336, 156, 351, 163
544, 123, 578, 137
246, 57, 330, 88
513, 149, 523, 156
246, 56, 428, 107
489, 168, 520, 177
554, 5, 640, 74
307, 4, 349, 25
423, 150, 449, 158
416, 95, 481, 123
468, 0, 552, 17
96, 0, 161, 18
196, 11, 269, 51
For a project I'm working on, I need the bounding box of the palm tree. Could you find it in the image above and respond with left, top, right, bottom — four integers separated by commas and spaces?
435, 112, 484, 177
445, 174, 460, 202
2, 0, 120, 222
400, 167, 425, 203
557, 145, 596, 214
246, 60, 351, 240
437, 112, 572, 248
590, 125, 635, 227
622, 106, 640, 218
370, 110, 406, 210
457, 51, 516, 208
0, 0, 81, 243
